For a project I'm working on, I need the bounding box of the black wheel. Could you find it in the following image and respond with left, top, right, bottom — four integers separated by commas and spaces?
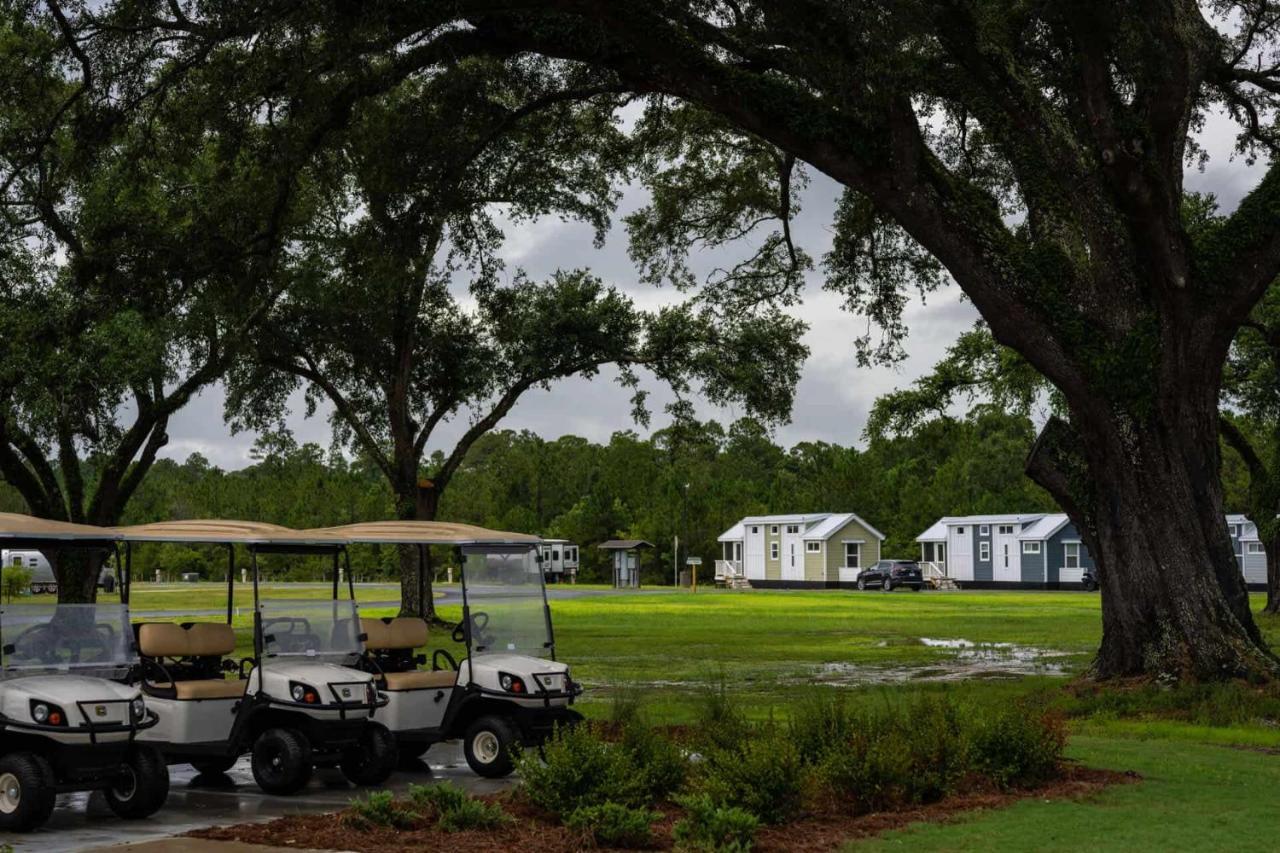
856, 578, 866, 591
340, 722, 398, 786
0, 752, 56, 832
105, 744, 169, 819
882, 578, 893, 592
463, 715, 519, 778
190, 755, 239, 775
912, 584, 922, 592
251, 728, 313, 795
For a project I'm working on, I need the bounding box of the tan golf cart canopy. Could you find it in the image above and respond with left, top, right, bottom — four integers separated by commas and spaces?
113, 519, 347, 547
311, 520, 540, 546
0, 512, 122, 547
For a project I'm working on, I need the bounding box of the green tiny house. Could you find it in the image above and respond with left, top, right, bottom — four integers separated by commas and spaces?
716, 513, 885, 588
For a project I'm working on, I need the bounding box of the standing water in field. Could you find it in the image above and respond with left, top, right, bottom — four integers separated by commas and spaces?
808, 638, 1075, 686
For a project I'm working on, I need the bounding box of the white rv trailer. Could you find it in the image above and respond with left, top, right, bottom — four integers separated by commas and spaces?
538, 539, 579, 583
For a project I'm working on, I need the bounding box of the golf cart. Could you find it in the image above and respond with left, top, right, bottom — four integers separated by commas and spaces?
116, 520, 397, 794
324, 521, 583, 778
0, 513, 167, 831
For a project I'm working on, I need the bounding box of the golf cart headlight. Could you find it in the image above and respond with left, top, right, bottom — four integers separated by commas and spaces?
289, 681, 320, 704
131, 697, 145, 719
498, 672, 526, 694
29, 700, 65, 726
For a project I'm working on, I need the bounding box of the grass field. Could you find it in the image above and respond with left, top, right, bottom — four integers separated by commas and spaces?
11, 584, 1280, 849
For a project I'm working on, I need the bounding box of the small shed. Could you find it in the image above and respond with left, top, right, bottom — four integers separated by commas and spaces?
598, 540, 652, 589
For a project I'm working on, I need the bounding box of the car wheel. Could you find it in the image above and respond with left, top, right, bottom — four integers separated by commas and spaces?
190, 755, 239, 776
911, 584, 922, 591
0, 752, 55, 832
251, 728, 313, 795
882, 578, 893, 592
463, 715, 519, 778
856, 578, 866, 591
105, 744, 170, 819
340, 722, 398, 786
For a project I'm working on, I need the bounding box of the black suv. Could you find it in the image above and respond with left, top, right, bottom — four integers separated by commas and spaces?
856, 560, 925, 591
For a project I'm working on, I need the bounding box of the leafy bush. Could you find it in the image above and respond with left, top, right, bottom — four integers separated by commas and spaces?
672, 794, 759, 852
566, 801, 659, 848
696, 729, 803, 825
517, 723, 658, 814
621, 721, 688, 799
968, 703, 1065, 789
438, 796, 511, 832
345, 790, 417, 829
1, 566, 30, 603
693, 674, 749, 754
406, 781, 510, 831
788, 689, 856, 764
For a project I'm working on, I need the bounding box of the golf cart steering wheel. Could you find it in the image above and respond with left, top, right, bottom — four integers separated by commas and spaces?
15, 625, 60, 664
451, 611, 489, 644
432, 649, 458, 671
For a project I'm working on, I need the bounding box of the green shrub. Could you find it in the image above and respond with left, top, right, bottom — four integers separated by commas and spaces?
345, 790, 418, 829
815, 694, 968, 812
407, 781, 511, 831
437, 796, 511, 832
517, 723, 650, 814
697, 730, 803, 825
693, 674, 749, 754
968, 703, 1065, 789
788, 689, 855, 765
672, 794, 758, 852
1, 566, 30, 603
566, 801, 659, 848
622, 721, 688, 799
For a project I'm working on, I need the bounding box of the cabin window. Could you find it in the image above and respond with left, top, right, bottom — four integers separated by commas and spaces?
770, 525, 779, 535
956, 526, 966, 535
1023, 541, 1041, 554
552, 550, 560, 561
998, 525, 1014, 535
806, 541, 820, 553
770, 542, 780, 560
979, 525, 990, 536
1064, 542, 1080, 569
1230, 524, 1240, 537
843, 543, 861, 569
786, 524, 800, 534
751, 526, 759, 534
979, 542, 990, 561
1248, 542, 1265, 554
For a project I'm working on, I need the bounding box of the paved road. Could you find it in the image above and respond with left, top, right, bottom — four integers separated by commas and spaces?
3, 742, 507, 853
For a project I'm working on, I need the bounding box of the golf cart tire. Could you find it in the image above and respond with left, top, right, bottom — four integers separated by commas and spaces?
0, 752, 55, 832
190, 755, 239, 776
882, 578, 893, 592
105, 744, 170, 819
251, 728, 313, 795
339, 722, 398, 786
463, 715, 518, 778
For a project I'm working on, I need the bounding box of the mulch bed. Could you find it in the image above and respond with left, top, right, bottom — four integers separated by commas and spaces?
189, 764, 1135, 852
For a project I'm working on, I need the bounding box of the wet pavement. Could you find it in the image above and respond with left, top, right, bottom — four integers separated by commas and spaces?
1, 741, 510, 853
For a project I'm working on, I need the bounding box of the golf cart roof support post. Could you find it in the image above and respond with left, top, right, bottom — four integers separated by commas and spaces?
332, 550, 339, 602
417, 544, 426, 618
455, 546, 471, 656
226, 544, 235, 626
540, 555, 556, 661
251, 546, 262, 662
344, 548, 354, 601
117, 542, 128, 606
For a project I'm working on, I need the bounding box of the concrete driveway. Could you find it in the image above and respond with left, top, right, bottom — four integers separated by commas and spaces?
1, 742, 509, 853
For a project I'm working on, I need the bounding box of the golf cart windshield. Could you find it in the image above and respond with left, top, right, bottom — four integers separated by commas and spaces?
259, 600, 362, 665
0, 603, 134, 679
462, 547, 551, 657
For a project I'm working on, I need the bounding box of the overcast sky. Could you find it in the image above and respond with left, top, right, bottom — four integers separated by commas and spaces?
162, 109, 1268, 470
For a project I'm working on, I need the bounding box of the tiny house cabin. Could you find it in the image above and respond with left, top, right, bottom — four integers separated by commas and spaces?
716, 512, 885, 589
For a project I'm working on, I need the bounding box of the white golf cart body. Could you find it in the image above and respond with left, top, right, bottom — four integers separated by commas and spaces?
114, 520, 391, 791
0, 512, 166, 831
317, 521, 583, 775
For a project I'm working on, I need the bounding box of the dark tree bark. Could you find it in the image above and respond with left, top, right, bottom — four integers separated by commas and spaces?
1266, 533, 1280, 616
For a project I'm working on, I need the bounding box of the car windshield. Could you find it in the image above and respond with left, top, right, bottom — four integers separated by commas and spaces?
0, 603, 135, 679
259, 599, 362, 665
462, 547, 551, 657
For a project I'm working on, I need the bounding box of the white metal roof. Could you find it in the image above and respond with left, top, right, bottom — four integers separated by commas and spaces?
915, 514, 1046, 542
915, 519, 949, 542
1017, 514, 1071, 541
717, 522, 745, 542
802, 512, 887, 542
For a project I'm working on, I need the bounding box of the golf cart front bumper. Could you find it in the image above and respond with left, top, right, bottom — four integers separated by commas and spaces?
0, 706, 158, 745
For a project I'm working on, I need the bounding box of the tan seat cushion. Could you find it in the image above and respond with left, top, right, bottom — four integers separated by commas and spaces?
361, 617, 429, 651
186, 623, 235, 657
137, 623, 190, 658
383, 670, 455, 690
149, 679, 247, 700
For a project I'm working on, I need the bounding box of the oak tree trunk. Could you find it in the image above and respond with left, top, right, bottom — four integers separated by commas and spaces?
1029, 389, 1277, 681
394, 480, 442, 623
1265, 533, 1280, 616
46, 548, 106, 604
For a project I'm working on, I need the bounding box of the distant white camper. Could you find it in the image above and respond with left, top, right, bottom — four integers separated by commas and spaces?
2, 549, 116, 594
538, 539, 579, 583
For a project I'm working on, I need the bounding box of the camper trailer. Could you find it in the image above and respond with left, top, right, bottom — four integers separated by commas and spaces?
538, 539, 579, 583
2, 550, 116, 595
